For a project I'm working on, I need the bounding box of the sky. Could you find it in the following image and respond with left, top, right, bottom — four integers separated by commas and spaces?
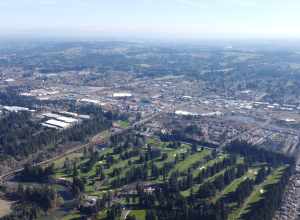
1, 0, 300, 40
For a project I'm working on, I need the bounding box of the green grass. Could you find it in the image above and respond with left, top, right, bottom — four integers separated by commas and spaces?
191, 154, 227, 178
213, 168, 259, 203
146, 137, 161, 145
180, 167, 228, 197
130, 209, 146, 220
53, 152, 83, 169
228, 165, 289, 220
79, 142, 188, 193
62, 211, 81, 220
116, 120, 130, 128
154, 145, 190, 169
96, 209, 108, 220
171, 149, 211, 174
90, 129, 111, 143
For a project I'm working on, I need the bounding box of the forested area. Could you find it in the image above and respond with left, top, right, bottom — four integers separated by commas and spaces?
43, 130, 295, 220
121, 141, 293, 220
1, 185, 58, 220
17, 164, 55, 182
0, 90, 75, 109
226, 140, 295, 166
0, 132, 293, 220
0, 104, 111, 162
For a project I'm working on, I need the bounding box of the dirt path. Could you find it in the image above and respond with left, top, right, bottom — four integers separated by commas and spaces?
0, 198, 12, 218
121, 209, 130, 220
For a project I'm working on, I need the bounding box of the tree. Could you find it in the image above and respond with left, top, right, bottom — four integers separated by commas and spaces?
72, 162, 79, 177
146, 210, 157, 220
126, 215, 137, 220
151, 163, 159, 179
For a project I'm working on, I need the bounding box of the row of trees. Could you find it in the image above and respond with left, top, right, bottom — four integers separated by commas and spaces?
18, 163, 55, 182
198, 165, 247, 199
241, 166, 292, 220
195, 156, 238, 184
2, 185, 58, 220
220, 166, 270, 206
226, 140, 295, 166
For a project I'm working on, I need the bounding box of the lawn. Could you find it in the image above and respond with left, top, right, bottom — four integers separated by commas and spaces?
171, 149, 211, 173
191, 154, 227, 178
116, 120, 130, 128
62, 211, 81, 220
53, 152, 83, 169
228, 165, 289, 220
180, 167, 228, 197
130, 209, 146, 220
213, 167, 259, 203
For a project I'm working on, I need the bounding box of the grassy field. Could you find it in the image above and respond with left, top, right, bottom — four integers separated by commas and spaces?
228, 166, 288, 220
171, 149, 211, 173
180, 167, 229, 197
116, 120, 130, 128
213, 168, 260, 203
53, 152, 83, 169
97, 209, 108, 220
61, 212, 81, 220
129, 210, 146, 220
191, 154, 227, 178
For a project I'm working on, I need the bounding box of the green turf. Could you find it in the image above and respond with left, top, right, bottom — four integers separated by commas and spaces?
62, 211, 81, 220
213, 167, 259, 203
116, 120, 130, 128
130, 209, 146, 220
191, 154, 227, 178
171, 149, 211, 174
228, 165, 289, 220
181, 167, 228, 197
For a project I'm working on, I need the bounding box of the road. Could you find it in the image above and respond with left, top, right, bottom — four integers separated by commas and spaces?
0, 112, 160, 183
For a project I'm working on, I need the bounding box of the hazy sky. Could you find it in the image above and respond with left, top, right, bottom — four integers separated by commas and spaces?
1, 0, 300, 39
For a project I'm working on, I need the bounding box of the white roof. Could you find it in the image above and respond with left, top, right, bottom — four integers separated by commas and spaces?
80, 98, 101, 104
57, 116, 78, 123
3, 106, 30, 112
182, 95, 192, 99
175, 110, 198, 116
79, 114, 90, 119
20, 92, 32, 96
284, 118, 296, 122
4, 78, 15, 82
113, 92, 132, 98
45, 119, 71, 129
42, 113, 78, 123
43, 113, 61, 118
200, 111, 223, 117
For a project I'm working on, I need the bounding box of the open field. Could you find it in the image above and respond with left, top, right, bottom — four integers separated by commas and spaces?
129, 209, 146, 220
0, 198, 12, 218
